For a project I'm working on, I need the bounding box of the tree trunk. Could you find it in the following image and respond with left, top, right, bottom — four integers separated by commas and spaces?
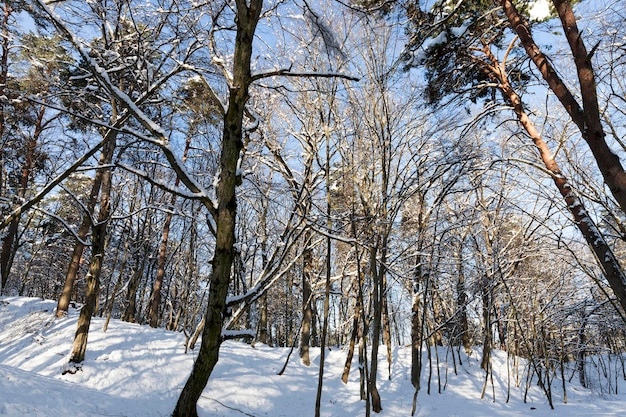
299, 237, 313, 365
479, 43, 626, 312
381, 262, 393, 378
342, 290, 361, 384
369, 244, 383, 413
257, 294, 269, 344
0, 105, 44, 294
67, 146, 114, 366
56, 128, 118, 318
456, 241, 470, 353
122, 203, 152, 323
0, 2, 9, 207
172, 2, 262, 415
502, 0, 626, 215
148, 202, 173, 327
480, 280, 492, 372
103, 233, 130, 332
411, 253, 423, 388
314, 223, 332, 417
149, 136, 190, 328
343, 218, 364, 384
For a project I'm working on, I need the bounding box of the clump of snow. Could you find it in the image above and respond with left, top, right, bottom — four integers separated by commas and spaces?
529, 0, 552, 21
1, 296, 626, 416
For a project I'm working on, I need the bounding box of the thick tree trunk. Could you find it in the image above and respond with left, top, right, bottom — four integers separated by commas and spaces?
381, 260, 393, 378
369, 245, 383, 413
0, 2, 9, 208
479, 44, 626, 313
257, 295, 269, 344
56, 128, 118, 318
122, 204, 152, 323
480, 281, 492, 371
502, 0, 626, 215
123, 256, 144, 323
342, 290, 361, 384
411, 251, 426, 389
67, 150, 114, 366
148, 205, 173, 327
0, 105, 44, 294
172, 2, 262, 416
314, 226, 332, 417
343, 218, 364, 384
456, 241, 471, 353
299, 238, 313, 365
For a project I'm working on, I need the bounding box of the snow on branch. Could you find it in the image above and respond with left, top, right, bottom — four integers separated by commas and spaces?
250, 69, 359, 83
31, 206, 91, 246
117, 164, 213, 202
0, 139, 105, 231
35, 0, 219, 221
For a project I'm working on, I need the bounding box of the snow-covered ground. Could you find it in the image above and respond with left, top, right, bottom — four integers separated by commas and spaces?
1, 296, 625, 416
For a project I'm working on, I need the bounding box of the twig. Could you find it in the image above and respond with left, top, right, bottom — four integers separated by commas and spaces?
201, 396, 256, 417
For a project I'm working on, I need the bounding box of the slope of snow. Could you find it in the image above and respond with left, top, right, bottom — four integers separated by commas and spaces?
1, 296, 625, 416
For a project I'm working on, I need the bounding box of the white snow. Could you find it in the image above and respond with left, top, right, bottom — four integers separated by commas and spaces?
1, 296, 626, 416
529, 0, 552, 21
450, 21, 470, 38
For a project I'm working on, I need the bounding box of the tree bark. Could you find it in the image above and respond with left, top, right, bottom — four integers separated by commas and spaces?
148, 206, 172, 328
67, 143, 114, 366
172, 1, 262, 415
0, 2, 10, 294
502, 0, 626, 215
456, 240, 471, 353
0, 1, 9, 206
0, 104, 45, 294
479, 43, 626, 313
299, 235, 313, 366
343, 214, 364, 384
149, 136, 191, 328
56, 128, 118, 318
368, 244, 383, 413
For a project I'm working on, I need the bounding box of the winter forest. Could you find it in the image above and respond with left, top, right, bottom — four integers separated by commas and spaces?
2, 0, 626, 416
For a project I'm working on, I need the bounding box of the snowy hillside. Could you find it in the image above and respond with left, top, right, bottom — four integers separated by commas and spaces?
1, 297, 625, 417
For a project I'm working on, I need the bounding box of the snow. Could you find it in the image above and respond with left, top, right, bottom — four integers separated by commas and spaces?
2, 296, 626, 417
529, 0, 552, 21
450, 21, 470, 38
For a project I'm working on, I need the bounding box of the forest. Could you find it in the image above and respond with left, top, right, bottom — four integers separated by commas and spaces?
1, 0, 626, 416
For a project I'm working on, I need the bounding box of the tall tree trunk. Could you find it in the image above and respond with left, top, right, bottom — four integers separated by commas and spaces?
122, 198, 152, 323
0, 105, 44, 294
480, 279, 492, 372
103, 230, 130, 332
369, 244, 383, 413
478, 44, 626, 313
411, 252, 423, 388
148, 206, 172, 328
577, 314, 588, 388
381, 260, 393, 378
67, 145, 114, 367
314, 218, 332, 417
502, 0, 626, 215
300, 233, 313, 365
343, 215, 364, 384
149, 136, 191, 328
257, 294, 269, 344
342, 286, 361, 384
456, 241, 471, 354
0, 2, 9, 208
315, 130, 333, 417
172, 2, 262, 415
56, 128, 118, 318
